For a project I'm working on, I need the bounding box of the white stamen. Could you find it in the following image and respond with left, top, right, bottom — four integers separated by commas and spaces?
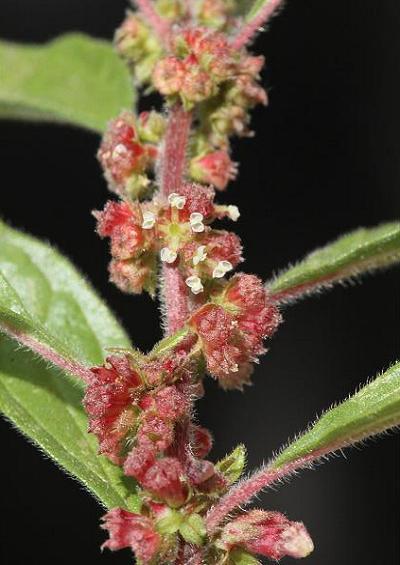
227, 205, 240, 221
142, 211, 156, 229
168, 193, 186, 210
185, 276, 204, 295
193, 245, 207, 266
212, 260, 233, 279
160, 247, 177, 264
190, 212, 205, 233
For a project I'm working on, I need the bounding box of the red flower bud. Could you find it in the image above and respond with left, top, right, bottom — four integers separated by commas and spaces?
85, 356, 142, 463
190, 425, 213, 458
102, 508, 161, 564
190, 150, 237, 190
141, 457, 188, 507
190, 304, 246, 380
152, 56, 186, 95
109, 259, 154, 295
221, 510, 314, 561
98, 112, 147, 189
176, 182, 216, 219
124, 443, 157, 481
138, 413, 174, 451
225, 274, 282, 341
153, 385, 189, 421
95, 201, 133, 237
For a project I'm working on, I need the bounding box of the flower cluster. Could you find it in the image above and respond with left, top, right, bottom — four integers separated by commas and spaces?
95, 182, 243, 297
98, 111, 165, 199
190, 274, 282, 389
87, 347, 233, 563
90, 1, 314, 564
114, 7, 267, 192
114, 10, 164, 85
151, 25, 267, 185
152, 27, 239, 107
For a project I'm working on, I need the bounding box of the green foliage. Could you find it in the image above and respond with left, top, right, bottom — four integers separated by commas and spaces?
228, 549, 262, 564
268, 222, 400, 303
179, 513, 207, 545
273, 361, 400, 469
0, 33, 133, 133
244, 0, 280, 22
216, 444, 247, 485
0, 222, 140, 510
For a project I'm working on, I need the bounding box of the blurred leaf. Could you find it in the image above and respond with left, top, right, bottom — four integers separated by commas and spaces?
0, 33, 133, 132
0, 221, 139, 510
243, 0, 282, 21
229, 549, 262, 565
273, 361, 400, 469
268, 222, 400, 304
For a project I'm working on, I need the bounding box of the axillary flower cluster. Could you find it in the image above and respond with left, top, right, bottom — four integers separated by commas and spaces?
87, 1, 314, 563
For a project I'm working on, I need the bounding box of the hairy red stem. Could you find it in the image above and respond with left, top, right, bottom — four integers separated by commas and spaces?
158, 105, 194, 565
134, 0, 172, 47
161, 105, 192, 197
160, 105, 192, 335
1, 324, 92, 383
205, 456, 316, 534
232, 0, 284, 49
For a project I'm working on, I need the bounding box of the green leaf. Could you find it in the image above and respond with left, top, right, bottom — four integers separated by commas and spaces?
179, 513, 207, 546
156, 509, 184, 535
268, 222, 400, 304
228, 549, 262, 565
273, 361, 400, 469
243, 0, 281, 22
0, 33, 133, 133
216, 444, 247, 485
0, 221, 140, 510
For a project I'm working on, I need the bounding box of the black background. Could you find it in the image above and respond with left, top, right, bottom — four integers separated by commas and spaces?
0, 1, 399, 564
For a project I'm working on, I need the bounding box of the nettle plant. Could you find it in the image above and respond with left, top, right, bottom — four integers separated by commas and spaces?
0, 1, 399, 563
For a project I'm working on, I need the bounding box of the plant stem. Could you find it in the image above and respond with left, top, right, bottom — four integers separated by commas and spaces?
0, 323, 93, 383
134, 0, 172, 47
161, 104, 192, 197
231, 0, 284, 49
158, 104, 194, 565
160, 104, 192, 335
206, 439, 357, 534
205, 455, 315, 534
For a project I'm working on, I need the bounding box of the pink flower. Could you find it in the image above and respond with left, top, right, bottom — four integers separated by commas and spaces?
109, 258, 154, 295
141, 457, 188, 507
123, 443, 157, 482
175, 182, 216, 220
190, 304, 246, 382
84, 356, 142, 464
98, 112, 148, 189
152, 56, 186, 95
189, 275, 282, 388
102, 508, 161, 564
221, 510, 314, 560
138, 413, 174, 451
153, 27, 237, 105
95, 201, 133, 237
191, 150, 237, 190
225, 273, 282, 343
153, 385, 189, 420
190, 425, 213, 458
